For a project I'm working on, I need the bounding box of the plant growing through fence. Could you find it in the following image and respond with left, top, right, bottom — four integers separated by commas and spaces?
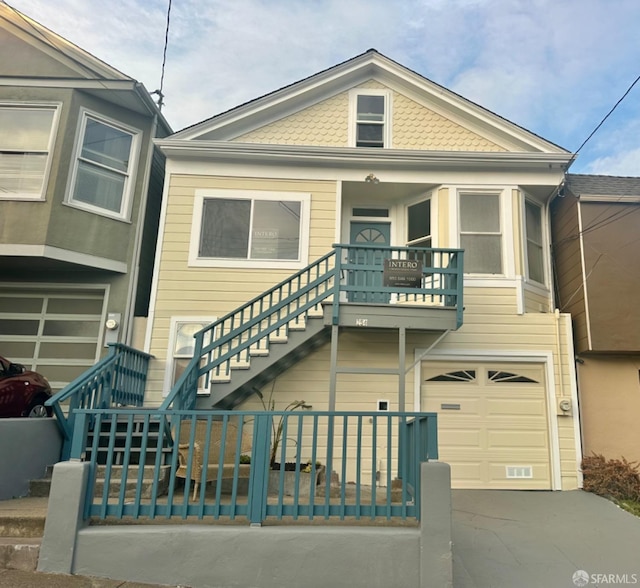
253, 384, 311, 468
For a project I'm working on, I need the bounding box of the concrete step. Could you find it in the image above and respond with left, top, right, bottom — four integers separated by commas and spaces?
0, 537, 41, 571
28, 465, 55, 498
93, 465, 170, 499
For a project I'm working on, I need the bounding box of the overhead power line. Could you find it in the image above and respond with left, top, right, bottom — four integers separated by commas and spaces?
574, 73, 640, 156
152, 0, 172, 110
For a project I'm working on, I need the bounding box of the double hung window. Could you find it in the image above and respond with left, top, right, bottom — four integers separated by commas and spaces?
0, 104, 58, 200
525, 200, 544, 284
460, 193, 502, 274
350, 90, 390, 148
67, 112, 140, 219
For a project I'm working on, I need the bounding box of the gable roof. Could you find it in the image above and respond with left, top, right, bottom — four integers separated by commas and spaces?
171, 49, 568, 155
0, 2, 171, 134
566, 174, 640, 198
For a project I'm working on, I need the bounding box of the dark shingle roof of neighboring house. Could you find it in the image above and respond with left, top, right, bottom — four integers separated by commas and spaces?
566, 174, 640, 197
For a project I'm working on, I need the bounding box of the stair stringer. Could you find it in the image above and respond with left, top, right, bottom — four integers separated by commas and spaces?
197, 316, 330, 410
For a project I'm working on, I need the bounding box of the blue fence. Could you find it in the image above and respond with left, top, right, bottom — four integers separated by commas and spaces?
70, 409, 438, 524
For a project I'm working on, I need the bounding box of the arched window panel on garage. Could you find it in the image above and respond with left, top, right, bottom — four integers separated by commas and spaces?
426, 369, 476, 382
488, 370, 539, 384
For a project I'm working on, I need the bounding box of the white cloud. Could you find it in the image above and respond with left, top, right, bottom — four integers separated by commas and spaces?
6, 0, 640, 174
583, 148, 640, 176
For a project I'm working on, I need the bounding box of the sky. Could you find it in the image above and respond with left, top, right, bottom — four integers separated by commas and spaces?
6, 0, 640, 175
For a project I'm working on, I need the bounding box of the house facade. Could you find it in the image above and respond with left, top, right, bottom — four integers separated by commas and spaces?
551, 174, 640, 464
0, 4, 171, 392
144, 50, 581, 490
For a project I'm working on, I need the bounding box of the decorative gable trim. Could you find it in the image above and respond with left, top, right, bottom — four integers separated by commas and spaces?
172, 50, 569, 156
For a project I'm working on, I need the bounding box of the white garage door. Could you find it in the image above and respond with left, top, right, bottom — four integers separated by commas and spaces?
0, 287, 106, 391
421, 362, 551, 489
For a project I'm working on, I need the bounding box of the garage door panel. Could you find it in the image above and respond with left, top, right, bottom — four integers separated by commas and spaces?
0, 287, 105, 391
448, 462, 483, 481
485, 398, 546, 416
439, 428, 481, 447
488, 430, 548, 449
422, 361, 551, 489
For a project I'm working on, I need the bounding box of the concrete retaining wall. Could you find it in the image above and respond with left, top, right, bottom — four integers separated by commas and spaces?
0, 418, 62, 500
39, 461, 452, 588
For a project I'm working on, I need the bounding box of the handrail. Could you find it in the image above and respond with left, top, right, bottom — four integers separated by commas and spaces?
160, 250, 339, 411
161, 245, 463, 411
47, 343, 153, 459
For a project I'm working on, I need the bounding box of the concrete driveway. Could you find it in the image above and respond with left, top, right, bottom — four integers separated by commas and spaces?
452, 489, 640, 588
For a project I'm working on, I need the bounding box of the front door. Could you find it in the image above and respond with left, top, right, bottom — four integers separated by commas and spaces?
348, 221, 391, 303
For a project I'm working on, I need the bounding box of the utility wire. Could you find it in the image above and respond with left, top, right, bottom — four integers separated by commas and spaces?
153, 0, 172, 110
573, 73, 640, 155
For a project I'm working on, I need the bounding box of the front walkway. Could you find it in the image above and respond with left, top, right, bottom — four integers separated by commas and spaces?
452, 489, 640, 588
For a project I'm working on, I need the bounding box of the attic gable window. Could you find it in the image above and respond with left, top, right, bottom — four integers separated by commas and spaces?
350, 90, 391, 148
0, 104, 59, 200
189, 189, 311, 270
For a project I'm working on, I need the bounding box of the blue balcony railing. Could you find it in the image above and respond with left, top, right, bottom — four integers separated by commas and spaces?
70, 409, 438, 524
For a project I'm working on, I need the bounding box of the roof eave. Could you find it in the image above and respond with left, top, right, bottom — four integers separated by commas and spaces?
155, 140, 573, 171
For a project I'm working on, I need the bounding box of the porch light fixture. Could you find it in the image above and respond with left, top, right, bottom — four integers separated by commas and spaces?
365, 173, 380, 184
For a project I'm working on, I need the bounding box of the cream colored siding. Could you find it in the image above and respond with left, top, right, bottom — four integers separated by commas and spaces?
524, 287, 551, 313
437, 187, 449, 244
145, 174, 337, 405
234, 80, 507, 152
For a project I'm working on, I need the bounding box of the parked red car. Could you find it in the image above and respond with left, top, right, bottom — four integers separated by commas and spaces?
0, 355, 52, 418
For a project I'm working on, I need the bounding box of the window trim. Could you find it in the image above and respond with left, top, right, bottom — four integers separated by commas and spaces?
65, 108, 141, 221
524, 198, 546, 286
348, 89, 392, 148
164, 316, 216, 396
189, 189, 311, 269
0, 102, 61, 201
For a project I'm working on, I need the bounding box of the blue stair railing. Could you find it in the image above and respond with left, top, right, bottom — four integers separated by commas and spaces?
161, 245, 463, 411
46, 343, 153, 459
160, 250, 339, 411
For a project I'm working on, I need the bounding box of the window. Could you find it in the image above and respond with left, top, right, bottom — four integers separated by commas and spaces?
350, 90, 390, 148
525, 200, 544, 284
0, 104, 58, 200
190, 190, 311, 269
67, 111, 140, 219
166, 318, 215, 394
407, 199, 431, 247
460, 193, 502, 274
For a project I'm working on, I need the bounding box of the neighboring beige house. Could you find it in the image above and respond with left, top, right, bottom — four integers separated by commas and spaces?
552, 174, 640, 464
144, 50, 581, 490
0, 3, 171, 391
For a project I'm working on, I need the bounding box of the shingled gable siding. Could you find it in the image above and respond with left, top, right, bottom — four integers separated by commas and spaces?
234, 81, 506, 152
143, 175, 337, 405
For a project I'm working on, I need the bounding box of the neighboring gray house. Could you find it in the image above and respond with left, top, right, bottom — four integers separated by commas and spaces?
0, 3, 171, 391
